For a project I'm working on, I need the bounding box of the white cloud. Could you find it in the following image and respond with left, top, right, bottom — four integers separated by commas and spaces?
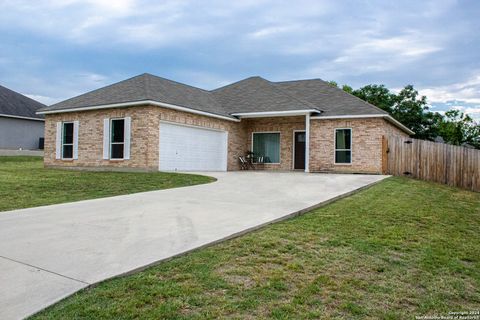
8, 72, 112, 106
447, 104, 480, 121
386, 76, 480, 121
24, 94, 61, 106
329, 31, 443, 74
0, 0, 184, 44
419, 74, 480, 104
450, 105, 480, 116
0, 0, 266, 47
352, 36, 441, 57
173, 70, 233, 90
248, 25, 301, 39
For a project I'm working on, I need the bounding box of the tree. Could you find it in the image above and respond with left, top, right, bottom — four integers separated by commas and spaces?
327, 80, 338, 87
350, 84, 439, 139
350, 84, 395, 113
341, 84, 353, 94
390, 85, 440, 140
438, 110, 480, 148
328, 80, 479, 147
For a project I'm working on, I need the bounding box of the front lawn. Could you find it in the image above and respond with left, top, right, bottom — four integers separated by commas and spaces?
0, 156, 214, 212
31, 177, 480, 319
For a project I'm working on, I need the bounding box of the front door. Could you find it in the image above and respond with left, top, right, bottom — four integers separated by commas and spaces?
294, 131, 306, 170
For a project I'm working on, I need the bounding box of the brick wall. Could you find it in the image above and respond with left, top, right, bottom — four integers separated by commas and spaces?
384, 118, 410, 138
44, 105, 247, 171
309, 118, 409, 174
44, 105, 159, 170
44, 106, 409, 174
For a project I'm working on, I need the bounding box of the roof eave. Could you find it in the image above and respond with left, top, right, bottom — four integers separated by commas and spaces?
37, 100, 240, 122
231, 109, 321, 118
384, 115, 415, 135
0, 113, 44, 121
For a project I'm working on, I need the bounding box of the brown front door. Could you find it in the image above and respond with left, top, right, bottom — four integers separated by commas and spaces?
294, 131, 306, 170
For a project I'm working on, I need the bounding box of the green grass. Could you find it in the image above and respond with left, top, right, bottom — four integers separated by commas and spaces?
31, 176, 480, 319
0, 156, 214, 212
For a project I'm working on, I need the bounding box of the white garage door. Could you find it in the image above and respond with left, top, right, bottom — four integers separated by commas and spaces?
159, 122, 228, 171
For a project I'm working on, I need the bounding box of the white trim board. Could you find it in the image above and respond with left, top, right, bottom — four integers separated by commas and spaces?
305, 113, 310, 172
159, 120, 226, 132
37, 100, 240, 123
61, 121, 74, 160
0, 113, 44, 121
334, 127, 352, 165
232, 109, 320, 118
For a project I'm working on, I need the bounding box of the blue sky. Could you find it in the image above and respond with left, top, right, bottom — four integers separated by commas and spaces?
0, 0, 479, 120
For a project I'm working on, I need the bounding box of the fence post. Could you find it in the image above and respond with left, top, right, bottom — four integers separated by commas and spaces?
382, 135, 388, 174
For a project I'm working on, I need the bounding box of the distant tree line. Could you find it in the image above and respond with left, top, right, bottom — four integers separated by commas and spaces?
328, 81, 480, 149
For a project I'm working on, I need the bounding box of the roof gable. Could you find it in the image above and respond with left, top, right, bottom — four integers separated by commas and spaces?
211, 76, 318, 114
0, 85, 45, 119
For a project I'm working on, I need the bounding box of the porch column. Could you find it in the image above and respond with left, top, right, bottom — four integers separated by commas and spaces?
305, 113, 310, 172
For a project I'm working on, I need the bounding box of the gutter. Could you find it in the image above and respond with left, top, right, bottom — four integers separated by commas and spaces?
0, 113, 44, 122
36, 100, 240, 122
231, 109, 320, 118
311, 114, 414, 135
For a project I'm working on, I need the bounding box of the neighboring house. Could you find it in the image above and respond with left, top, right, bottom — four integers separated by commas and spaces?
0, 84, 45, 150
37, 73, 413, 173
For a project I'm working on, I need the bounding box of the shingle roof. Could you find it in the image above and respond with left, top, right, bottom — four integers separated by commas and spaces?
0, 85, 45, 119
42, 73, 227, 117
273, 79, 388, 116
211, 76, 318, 113
38, 73, 387, 118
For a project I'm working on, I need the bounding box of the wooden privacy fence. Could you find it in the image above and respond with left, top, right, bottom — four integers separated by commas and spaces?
383, 135, 480, 192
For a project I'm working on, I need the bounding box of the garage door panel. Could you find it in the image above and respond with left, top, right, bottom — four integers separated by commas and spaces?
159, 122, 227, 171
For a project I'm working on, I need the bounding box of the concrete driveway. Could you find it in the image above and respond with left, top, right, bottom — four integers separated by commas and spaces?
0, 172, 387, 319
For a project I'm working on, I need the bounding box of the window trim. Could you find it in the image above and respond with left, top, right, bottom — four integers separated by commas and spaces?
110, 117, 125, 160
334, 128, 352, 165
61, 121, 74, 160
251, 131, 281, 164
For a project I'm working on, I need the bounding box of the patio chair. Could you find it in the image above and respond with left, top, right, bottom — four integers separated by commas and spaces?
253, 156, 266, 170
239, 156, 249, 170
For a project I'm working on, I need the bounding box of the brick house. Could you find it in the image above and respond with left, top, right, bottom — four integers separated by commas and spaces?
37, 73, 412, 173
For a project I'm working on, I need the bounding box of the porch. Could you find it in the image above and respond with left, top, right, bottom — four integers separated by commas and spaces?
238, 113, 312, 172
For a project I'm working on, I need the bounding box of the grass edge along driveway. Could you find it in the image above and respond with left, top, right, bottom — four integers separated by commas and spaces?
0, 156, 215, 212
31, 176, 480, 319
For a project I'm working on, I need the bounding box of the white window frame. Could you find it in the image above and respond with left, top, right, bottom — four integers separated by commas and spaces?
251, 131, 281, 164
334, 128, 352, 165
110, 118, 125, 160
61, 121, 74, 160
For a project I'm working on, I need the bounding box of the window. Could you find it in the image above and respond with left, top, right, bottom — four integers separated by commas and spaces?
335, 128, 352, 164
62, 122, 74, 159
110, 118, 125, 159
252, 132, 280, 163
